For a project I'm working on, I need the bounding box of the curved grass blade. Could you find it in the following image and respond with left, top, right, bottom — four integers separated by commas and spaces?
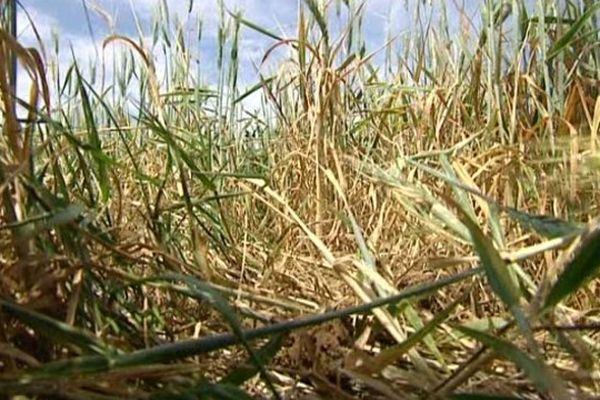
305, 0, 329, 44
403, 158, 583, 240
461, 317, 509, 332
0, 203, 83, 233
9, 268, 480, 385
234, 76, 274, 104
547, 2, 600, 60
447, 197, 522, 317
544, 223, 600, 310
139, 111, 216, 191
445, 196, 544, 359
228, 12, 283, 41
0, 300, 114, 356
153, 274, 280, 400
440, 156, 477, 221
74, 66, 112, 203
454, 325, 568, 399
221, 334, 284, 385
505, 207, 583, 239
357, 292, 468, 375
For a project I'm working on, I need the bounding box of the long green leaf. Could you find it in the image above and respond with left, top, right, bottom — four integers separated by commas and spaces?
0, 300, 114, 356
221, 334, 284, 385
10, 269, 480, 384
440, 155, 477, 221
75, 66, 112, 203
544, 224, 600, 310
454, 325, 564, 397
228, 12, 283, 41
361, 292, 467, 375
234, 76, 274, 104
155, 274, 280, 399
548, 2, 600, 60
505, 207, 583, 239
450, 198, 521, 314
448, 197, 540, 353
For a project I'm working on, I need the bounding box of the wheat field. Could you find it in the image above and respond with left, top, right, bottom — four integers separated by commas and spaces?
1, 1, 600, 399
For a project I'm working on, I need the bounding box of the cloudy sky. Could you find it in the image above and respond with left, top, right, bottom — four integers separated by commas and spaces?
16, 1, 490, 84
11, 0, 507, 115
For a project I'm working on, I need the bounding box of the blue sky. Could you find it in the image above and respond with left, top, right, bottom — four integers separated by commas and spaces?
13, 0, 497, 113
16, 1, 487, 83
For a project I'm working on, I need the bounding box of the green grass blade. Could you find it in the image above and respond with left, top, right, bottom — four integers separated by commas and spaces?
403, 159, 583, 243
505, 207, 583, 239
454, 325, 566, 398
450, 198, 521, 313
487, 203, 505, 248
305, 0, 329, 44
544, 224, 600, 310
402, 302, 446, 366
0, 300, 114, 356
234, 76, 274, 104
448, 196, 540, 350
14, 269, 480, 383
156, 274, 281, 399
139, 111, 216, 191
74, 66, 112, 203
440, 155, 477, 221
221, 334, 284, 385
548, 2, 600, 60
361, 292, 468, 375
228, 12, 283, 41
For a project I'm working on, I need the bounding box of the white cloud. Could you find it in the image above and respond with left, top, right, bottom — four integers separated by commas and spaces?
17, 4, 60, 49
